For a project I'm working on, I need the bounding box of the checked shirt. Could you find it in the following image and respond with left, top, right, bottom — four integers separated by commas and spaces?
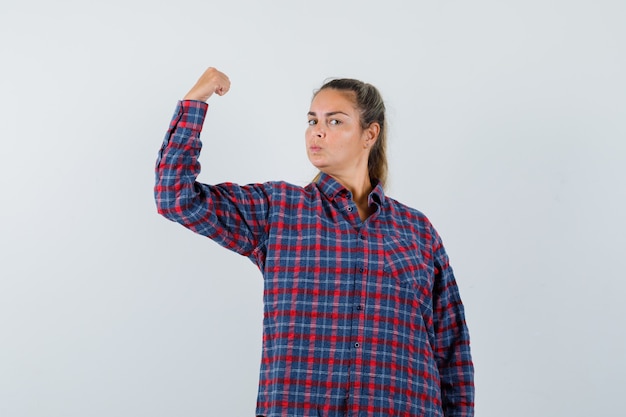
154, 101, 474, 417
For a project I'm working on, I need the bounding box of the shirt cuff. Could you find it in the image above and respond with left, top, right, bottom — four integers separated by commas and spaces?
171, 100, 209, 132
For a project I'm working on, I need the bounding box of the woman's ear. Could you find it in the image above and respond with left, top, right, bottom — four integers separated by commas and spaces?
365, 122, 380, 148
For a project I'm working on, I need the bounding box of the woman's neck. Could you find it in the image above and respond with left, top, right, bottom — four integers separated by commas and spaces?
331, 172, 374, 220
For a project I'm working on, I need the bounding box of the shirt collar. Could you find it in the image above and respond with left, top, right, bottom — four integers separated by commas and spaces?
315, 172, 386, 207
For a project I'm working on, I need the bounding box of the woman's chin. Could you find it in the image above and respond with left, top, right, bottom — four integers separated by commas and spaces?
307, 157, 327, 170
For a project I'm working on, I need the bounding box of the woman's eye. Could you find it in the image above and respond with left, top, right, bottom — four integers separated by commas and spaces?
307, 119, 317, 126
329, 119, 341, 126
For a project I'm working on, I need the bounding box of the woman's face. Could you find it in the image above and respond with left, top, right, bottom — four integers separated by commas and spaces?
306, 88, 374, 179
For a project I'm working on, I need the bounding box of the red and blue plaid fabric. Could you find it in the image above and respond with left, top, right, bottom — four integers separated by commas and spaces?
155, 101, 474, 417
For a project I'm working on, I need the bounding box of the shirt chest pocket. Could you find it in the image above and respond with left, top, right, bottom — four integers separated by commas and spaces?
382, 235, 434, 299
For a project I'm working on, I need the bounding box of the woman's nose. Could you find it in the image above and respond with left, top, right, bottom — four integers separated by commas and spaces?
313, 124, 325, 138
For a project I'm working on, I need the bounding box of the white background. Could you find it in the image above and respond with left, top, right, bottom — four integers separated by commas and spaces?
1, 1, 625, 416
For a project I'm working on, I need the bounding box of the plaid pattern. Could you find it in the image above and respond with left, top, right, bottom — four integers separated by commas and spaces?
155, 101, 474, 417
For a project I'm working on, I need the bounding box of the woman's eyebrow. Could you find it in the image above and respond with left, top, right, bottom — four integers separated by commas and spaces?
307, 111, 350, 117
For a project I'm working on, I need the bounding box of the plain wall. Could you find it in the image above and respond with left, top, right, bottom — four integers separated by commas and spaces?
1, 1, 625, 416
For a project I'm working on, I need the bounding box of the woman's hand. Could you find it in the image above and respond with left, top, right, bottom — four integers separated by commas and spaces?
183, 67, 231, 102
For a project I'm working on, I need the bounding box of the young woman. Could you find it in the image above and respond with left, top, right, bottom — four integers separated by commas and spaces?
155, 67, 474, 417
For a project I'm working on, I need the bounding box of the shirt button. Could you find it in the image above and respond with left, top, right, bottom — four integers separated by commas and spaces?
356, 305, 363, 310
347, 206, 353, 212
359, 267, 364, 272
354, 342, 360, 348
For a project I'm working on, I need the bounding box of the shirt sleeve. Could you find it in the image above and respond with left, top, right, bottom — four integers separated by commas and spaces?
430, 227, 475, 417
154, 100, 271, 258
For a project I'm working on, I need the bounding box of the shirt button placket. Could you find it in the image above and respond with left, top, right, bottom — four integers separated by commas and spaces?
356, 235, 366, 349
356, 266, 365, 311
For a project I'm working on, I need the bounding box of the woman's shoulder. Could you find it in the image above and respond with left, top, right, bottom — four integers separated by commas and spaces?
384, 194, 431, 224
255, 180, 320, 200
261, 180, 314, 192
381, 194, 441, 242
